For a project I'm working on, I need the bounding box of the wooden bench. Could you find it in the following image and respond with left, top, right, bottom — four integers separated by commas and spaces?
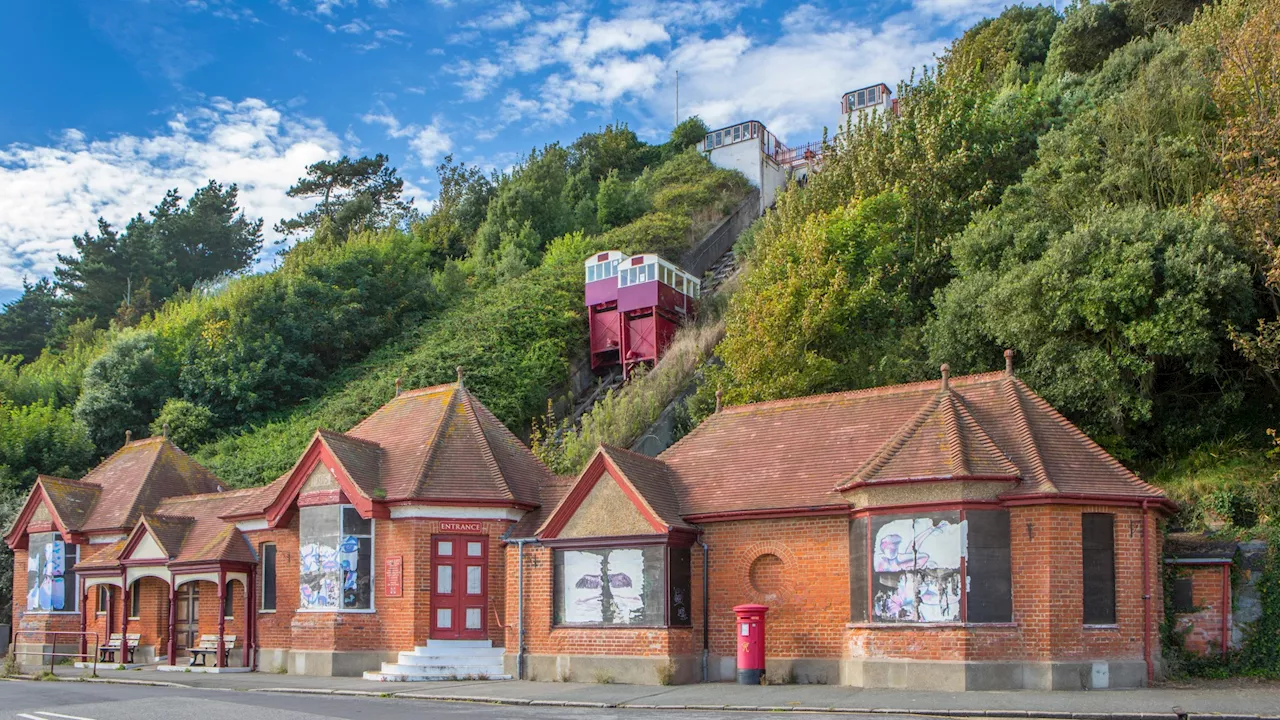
188, 634, 236, 667
98, 633, 142, 664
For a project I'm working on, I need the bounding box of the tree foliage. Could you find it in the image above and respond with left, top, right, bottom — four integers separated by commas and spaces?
275, 154, 412, 241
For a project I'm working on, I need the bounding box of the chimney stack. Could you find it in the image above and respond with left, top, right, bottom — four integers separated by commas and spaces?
395, 377, 402, 397
125, 429, 132, 444
940, 363, 950, 392
162, 423, 169, 439
456, 366, 465, 389
1004, 349, 1015, 376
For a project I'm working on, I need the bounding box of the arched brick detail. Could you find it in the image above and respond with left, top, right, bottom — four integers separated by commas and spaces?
736, 541, 798, 606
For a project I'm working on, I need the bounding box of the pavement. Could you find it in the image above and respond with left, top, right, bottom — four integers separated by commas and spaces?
4, 664, 1280, 719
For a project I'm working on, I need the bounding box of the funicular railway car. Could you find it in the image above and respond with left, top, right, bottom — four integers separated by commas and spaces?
584, 251, 700, 378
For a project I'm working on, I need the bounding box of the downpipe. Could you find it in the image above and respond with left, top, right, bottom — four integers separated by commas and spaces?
517, 539, 527, 681
1141, 499, 1153, 685
700, 538, 709, 684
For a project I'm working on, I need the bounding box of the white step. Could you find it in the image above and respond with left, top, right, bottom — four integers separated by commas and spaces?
409, 645, 504, 657
364, 670, 513, 682
397, 652, 504, 666
378, 662, 505, 675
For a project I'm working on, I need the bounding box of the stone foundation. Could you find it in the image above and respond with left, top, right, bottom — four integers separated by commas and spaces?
511, 653, 698, 685
259, 648, 395, 677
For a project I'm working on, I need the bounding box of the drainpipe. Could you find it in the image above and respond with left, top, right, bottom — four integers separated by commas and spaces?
1220, 564, 1231, 661
516, 539, 527, 681
1140, 500, 1153, 685
700, 538, 709, 684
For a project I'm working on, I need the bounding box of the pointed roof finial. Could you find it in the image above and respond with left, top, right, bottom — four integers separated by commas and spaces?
715, 388, 723, 414
125, 429, 133, 444
940, 363, 950, 392
162, 422, 169, 439
395, 377, 402, 397
456, 366, 465, 389
1004, 349, 1015, 376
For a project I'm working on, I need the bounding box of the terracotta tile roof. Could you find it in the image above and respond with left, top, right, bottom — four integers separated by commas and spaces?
78, 437, 224, 532
75, 537, 128, 570
33, 475, 101, 531
509, 475, 576, 539
329, 382, 548, 506
144, 514, 195, 558
316, 429, 384, 497
843, 390, 1019, 488
157, 488, 263, 561
599, 445, 694, 531
659, 371, 1167, 517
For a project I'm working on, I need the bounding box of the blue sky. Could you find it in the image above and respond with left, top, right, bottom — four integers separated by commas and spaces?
0, 0, 1017, 301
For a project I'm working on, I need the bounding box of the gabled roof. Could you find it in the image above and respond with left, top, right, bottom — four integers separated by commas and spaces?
659, 371, 1168, 517
78, 436, 224, 532
263, 382, 551, 523
131, 514, 195, 559
536, 445, 695, 538
3, 475, 101, 547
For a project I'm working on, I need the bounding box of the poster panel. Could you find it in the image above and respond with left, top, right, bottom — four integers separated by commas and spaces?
871, 512, 964, 623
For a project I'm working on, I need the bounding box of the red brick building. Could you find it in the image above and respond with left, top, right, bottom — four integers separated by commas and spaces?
7, 362, 1173, 689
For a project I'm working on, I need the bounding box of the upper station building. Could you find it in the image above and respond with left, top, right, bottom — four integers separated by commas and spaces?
8, 356, 1176, 690
700, 83, 897, 212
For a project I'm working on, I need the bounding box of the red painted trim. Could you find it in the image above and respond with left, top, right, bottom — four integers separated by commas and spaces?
849, 499, 1003, 519
263, 438, 379, 528
1000, 492, 1176, 512
837, 474, 1018, 493
381, 498, 539, 510
3, 483, 77, 549
27, 521, 55, 533
168, 560, 257, 573
683, 504, 850, 524
541, 533, 677, 549
539, 451, 669, 539
119, 519, 164, 561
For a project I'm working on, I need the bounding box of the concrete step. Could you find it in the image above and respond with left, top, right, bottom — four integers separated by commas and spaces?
378, 662, 505, 675
364, 670, 512, 682
397, 651, 504, 665
409, 644, 502, 657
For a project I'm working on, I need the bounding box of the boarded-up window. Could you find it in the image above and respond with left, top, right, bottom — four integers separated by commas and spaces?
261, 543, 277, 611
1082, 513, 1116, 625
668, 547, 692, 627
554, 546, 668, 626
849, 516, 868, 623
966, 510, 1012, 623
1173, 575, 1195, 613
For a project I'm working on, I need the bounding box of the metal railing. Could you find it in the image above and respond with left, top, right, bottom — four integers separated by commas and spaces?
11, 630, 99, 676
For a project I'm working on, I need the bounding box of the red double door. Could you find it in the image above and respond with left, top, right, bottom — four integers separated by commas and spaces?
429, 534, 489, 640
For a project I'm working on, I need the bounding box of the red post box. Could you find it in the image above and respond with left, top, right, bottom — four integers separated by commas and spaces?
733, 603, 768, 685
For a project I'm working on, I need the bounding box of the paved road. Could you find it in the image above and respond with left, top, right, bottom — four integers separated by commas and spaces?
0, 680, 922, 720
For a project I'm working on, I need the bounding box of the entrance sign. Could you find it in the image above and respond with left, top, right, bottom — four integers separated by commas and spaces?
385, 556, 403, 597
439, 521, 483, 533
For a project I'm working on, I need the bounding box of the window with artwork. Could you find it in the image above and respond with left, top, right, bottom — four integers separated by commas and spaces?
260, 543, 277, 611
299, 505, 373, 611
553, 545, 691, 627
849, 510, 1012, 624
25, 532, 78, 612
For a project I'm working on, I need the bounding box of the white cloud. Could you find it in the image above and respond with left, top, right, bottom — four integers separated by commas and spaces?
663, 13, 941, 140
361, 108, 453, 167
572, 17, 669, 59
912, 0, 1012, 23
466, 2, 532, 31
0, 98, 342, 291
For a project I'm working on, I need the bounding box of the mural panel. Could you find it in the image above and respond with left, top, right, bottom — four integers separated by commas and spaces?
871, 512, 964, 623
26, 532, 76, 612
555, 546, 665, 626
